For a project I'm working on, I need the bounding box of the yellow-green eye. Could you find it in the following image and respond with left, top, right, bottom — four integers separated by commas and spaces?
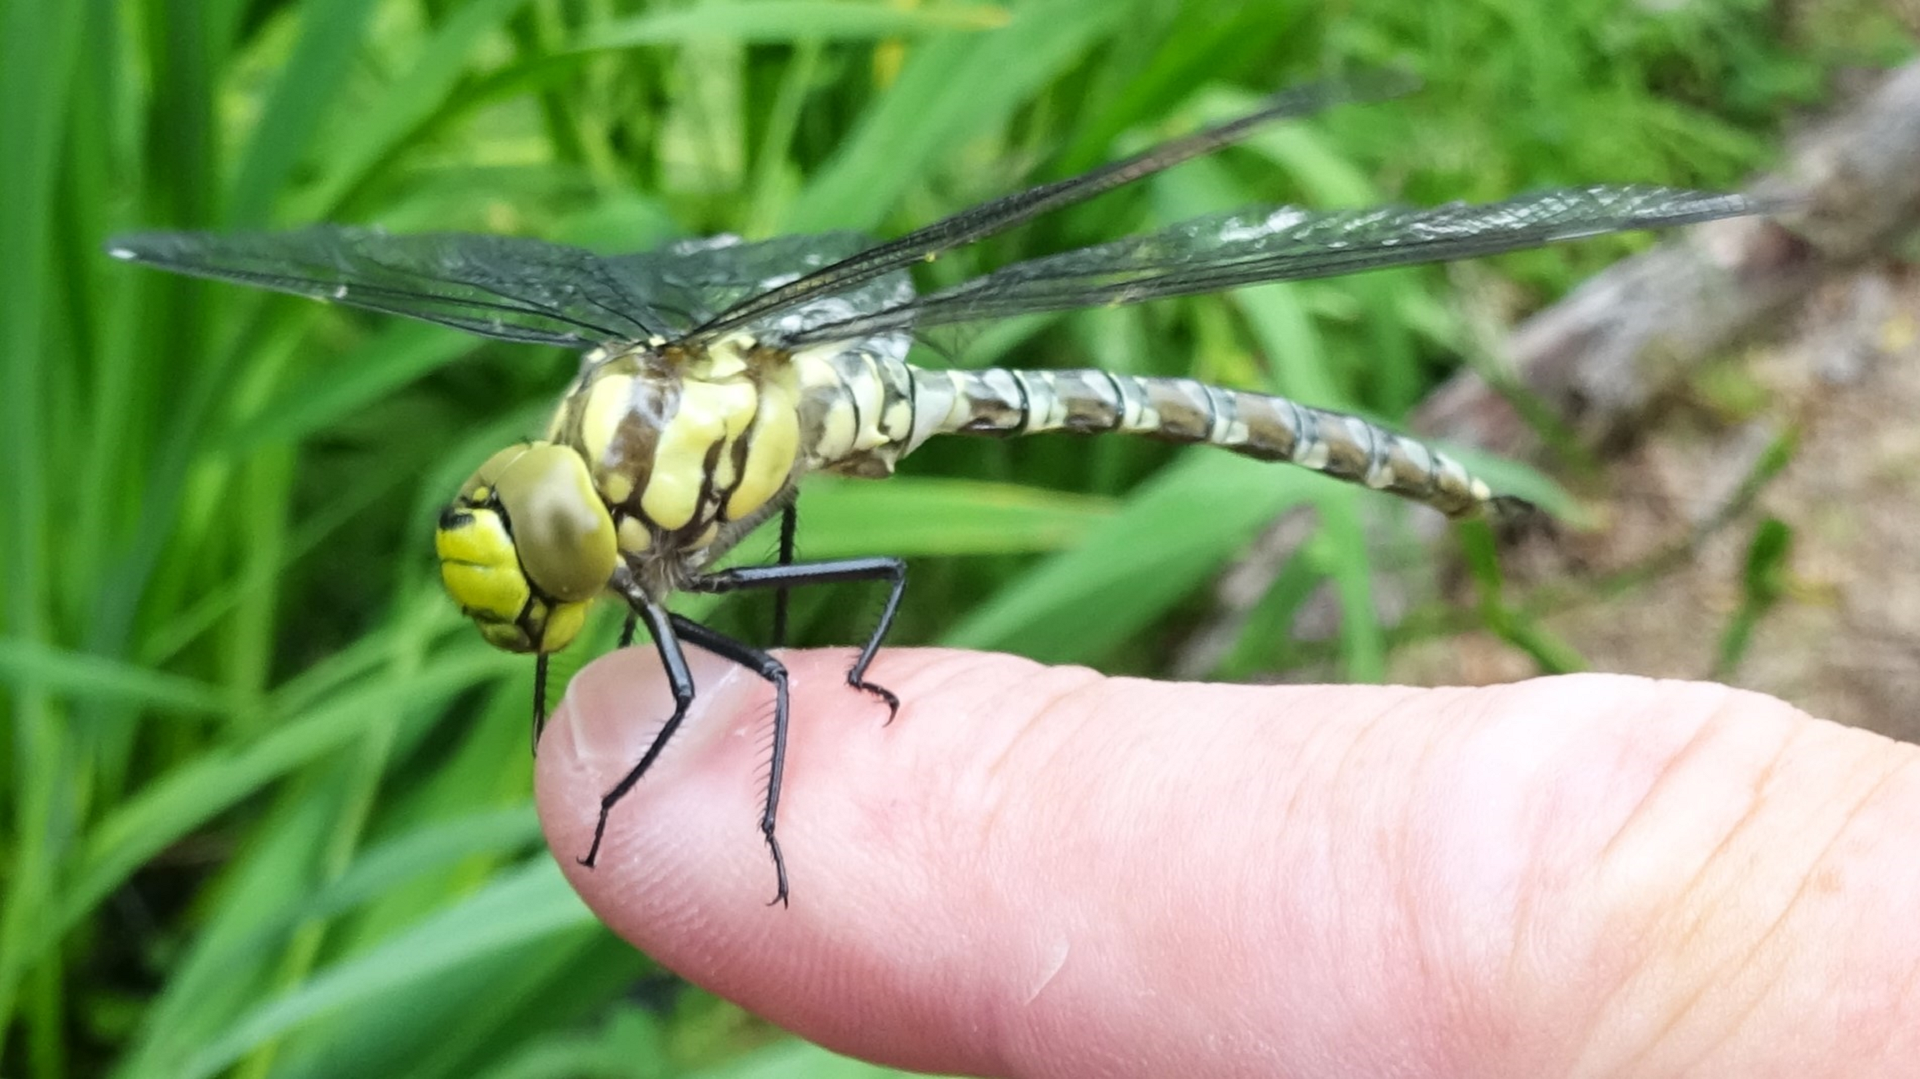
486, 444, 618, 602
437, 442, 617, 654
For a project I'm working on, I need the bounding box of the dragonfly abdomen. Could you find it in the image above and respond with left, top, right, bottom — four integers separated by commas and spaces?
912, 365, 1496, 518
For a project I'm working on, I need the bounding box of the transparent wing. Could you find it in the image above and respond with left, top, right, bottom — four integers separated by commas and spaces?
784, 186, 1765, 343
105, 226, 898, 349
688, 74, 1415, 342
608, 231, 912, 340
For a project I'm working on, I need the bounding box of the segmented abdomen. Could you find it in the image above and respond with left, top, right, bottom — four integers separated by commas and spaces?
913, 366, 1496, 517
792, 349, 1497, 518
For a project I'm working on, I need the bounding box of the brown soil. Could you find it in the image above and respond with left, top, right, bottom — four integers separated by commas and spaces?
1396, 266, 1920, 742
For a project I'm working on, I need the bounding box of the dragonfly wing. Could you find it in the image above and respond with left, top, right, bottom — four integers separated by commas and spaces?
105, 226, 691, 347
605, 230, 912, 350
786, 186, 1764, 340
688, 74, 1416, 341
108, 224, 920, 358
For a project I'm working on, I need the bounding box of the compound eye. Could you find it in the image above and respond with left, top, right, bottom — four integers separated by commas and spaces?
490, 443, 618, 604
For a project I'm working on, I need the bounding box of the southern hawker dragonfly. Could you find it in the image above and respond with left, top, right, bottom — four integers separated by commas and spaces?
107, 79, 1765, 904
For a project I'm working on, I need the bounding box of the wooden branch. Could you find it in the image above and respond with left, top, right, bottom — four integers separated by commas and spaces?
1418, 60, 1920, 454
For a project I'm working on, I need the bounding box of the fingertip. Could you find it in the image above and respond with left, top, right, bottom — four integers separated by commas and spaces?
534, 645, 761, 909
533, 645, 1051, 1074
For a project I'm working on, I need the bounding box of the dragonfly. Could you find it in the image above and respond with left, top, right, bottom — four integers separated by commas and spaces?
107, 79, 1765, 904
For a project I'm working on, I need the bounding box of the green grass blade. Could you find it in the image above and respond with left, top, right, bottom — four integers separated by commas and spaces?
220, 322, 488, 452
1315, 496, 1387, 681
0, 0, 91, 1067
227, 0, 382, 226
119, 808, 542, 1078
576, 1, 1009, 49
59, 653, 518, 953
178, 863, 597, 1079
944, 451, 1329, 662
782, 0, 1138, 231
795, 476, 1115, 558
0, 639, 232, 716
294, 0, 543, 220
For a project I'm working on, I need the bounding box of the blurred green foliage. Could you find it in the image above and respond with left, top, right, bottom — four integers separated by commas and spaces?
1, 0, 1901, 1075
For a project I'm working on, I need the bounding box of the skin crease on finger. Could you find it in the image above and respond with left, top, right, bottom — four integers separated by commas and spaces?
534, 646, 1920, 1079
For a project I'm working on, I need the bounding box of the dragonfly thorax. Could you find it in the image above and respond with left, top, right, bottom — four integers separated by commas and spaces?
558, 338, 806, 585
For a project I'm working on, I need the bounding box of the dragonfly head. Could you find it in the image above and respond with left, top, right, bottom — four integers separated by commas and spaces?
435, 442, 618, 654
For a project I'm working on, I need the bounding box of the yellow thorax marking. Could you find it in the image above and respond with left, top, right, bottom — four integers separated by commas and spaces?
632, 341, 762, 534
728, 360, 801, 522
642, 377, 757, 531
579, 372, 637, 504
617, 515, 650, 554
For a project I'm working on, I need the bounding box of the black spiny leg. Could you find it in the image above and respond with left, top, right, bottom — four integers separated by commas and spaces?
581, 599, 696, 871
531, 654, 552, 755
691, 557, 907, 721
586, 558, 903, 903
670, 615, 792, 906
771, 500, 798, 648
585, 595, 796, 904
619, 612, 639, 648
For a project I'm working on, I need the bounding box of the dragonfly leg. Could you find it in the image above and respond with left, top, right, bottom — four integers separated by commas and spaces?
691, 557, 906, 722
580, 597, 696, 872
771, 500, 798, 649
531, 654, 552, 756
670, 615, 792, 907
563, 583, 713, 759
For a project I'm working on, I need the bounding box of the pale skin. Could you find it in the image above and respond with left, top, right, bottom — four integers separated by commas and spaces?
536, 647, 1920, 1079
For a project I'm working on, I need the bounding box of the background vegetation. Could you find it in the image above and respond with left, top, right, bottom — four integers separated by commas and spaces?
2, 0, 1906, 1075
